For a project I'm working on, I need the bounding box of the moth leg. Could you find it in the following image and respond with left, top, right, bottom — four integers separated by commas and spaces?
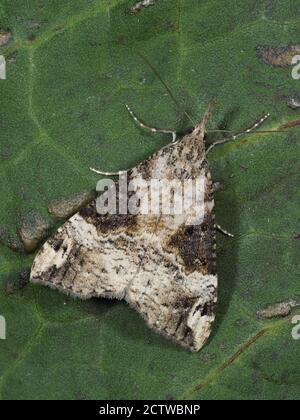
216, 224, 234, 238
90, 168, 128, 176
126, 104, 177, 143
206, 113, 271, 155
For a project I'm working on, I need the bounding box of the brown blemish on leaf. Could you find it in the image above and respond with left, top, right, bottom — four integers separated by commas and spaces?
127, 0, 157, 15
5, 268, 30, 295
256, 300, 300, 319
0, 227, 24, 252
19, 212, 51, 253
27, 34, 36, 42
257, 44, 300, 67
279, 119, 300, 130
294, 234, 300, 240
0, 29, 11, 46
48, 191, 96, 219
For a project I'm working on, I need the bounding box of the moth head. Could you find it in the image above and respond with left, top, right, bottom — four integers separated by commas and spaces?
192, 102, 214, 138
181, 103, 214, 159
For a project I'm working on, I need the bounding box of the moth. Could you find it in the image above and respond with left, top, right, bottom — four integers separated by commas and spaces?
30, 103, 269, 352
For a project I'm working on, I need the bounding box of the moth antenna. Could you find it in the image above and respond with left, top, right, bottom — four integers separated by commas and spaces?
137, 52, 196, 127
125, 104, 177, 143
90, 167, 128, 176
232, 112, 271, 139
206, 113, 271, 155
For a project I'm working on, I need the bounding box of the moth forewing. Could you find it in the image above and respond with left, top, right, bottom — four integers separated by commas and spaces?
31, 107, 217, 352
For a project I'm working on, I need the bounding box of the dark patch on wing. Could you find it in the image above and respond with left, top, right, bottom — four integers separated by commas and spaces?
171, 295, 203, 348
193, 302, 216, 317
167, 164, 216, 275
80, 178, 139, 236
168, 214, 216, 275
48, 237, 64, 252
80, 201, 138, 235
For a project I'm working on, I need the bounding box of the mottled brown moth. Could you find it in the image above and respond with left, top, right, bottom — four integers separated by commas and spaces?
31, 106, 218, 352
30, 100, 270, 352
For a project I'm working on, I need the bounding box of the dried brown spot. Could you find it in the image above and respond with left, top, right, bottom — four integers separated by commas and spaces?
256, 300, 300, 319
0, 227, 24, 252
19, 212, 51, 253
5, 268, 30, 295
279, 119, 300, 130
257, 44, 300, 67
27, 34, 36, 42
48, 191, 96, 219
0, 29, 11, 46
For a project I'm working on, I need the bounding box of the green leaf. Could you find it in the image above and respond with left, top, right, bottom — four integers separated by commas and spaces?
0, 0, 300, 400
